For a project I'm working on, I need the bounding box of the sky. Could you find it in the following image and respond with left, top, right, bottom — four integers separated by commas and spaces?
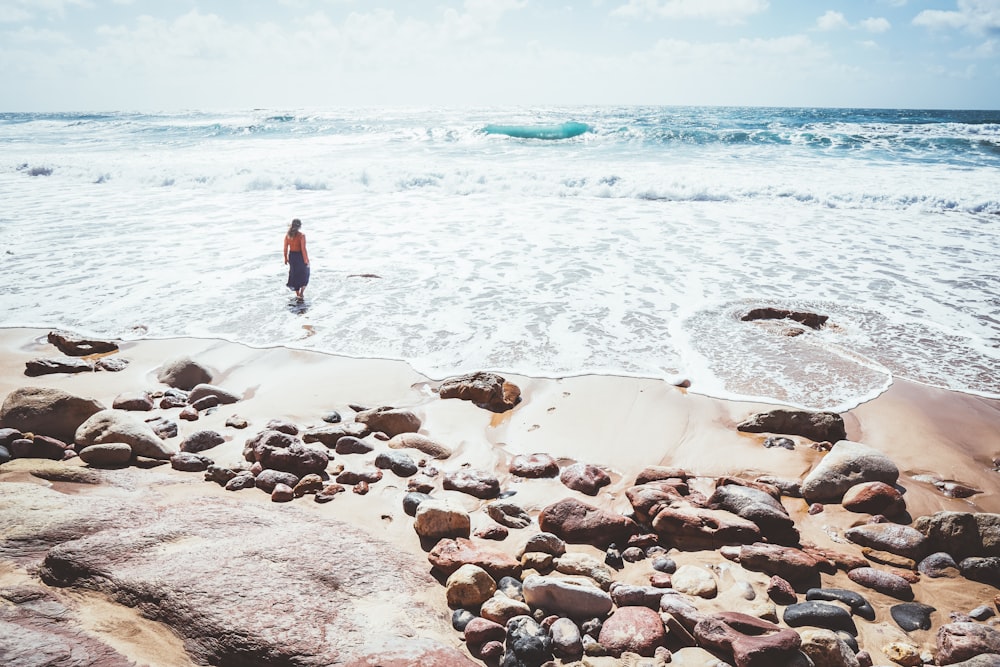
1, 0, 998, 110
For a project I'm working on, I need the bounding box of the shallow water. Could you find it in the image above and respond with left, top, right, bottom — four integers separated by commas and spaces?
1, 107, 998, 410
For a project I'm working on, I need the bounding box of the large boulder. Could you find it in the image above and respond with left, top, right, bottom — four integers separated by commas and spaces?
75, 410, 174, 459
598, 606, 667, 657
438, 371, 521, 413
800, 440, 899, 503
7, 485, 450, 667
651, 501, 762, 549
737, 409, 846, 443
936, 622, 1000, 665
0, 387, 105, 444
156, 356, 212, 390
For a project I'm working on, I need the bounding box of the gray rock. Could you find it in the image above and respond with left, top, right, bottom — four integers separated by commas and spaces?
919, 551, 960, 577
188, 383, 240, 405
800, 440, 899, 503
890, 602, 936, 631
75, 409, 174, 460
374, 450, 418, 477
24, 356, 95, 376
521, 575, 613, 619
180, 430, 225, 453
783, 601, 858, 635
487, 501, 532, 529
805, 588, 875, 621
959, 556, 1000, 588
170, 451, 214, 472
936, 622, 1000, 665
47, 329, 119, 356
156, 356, 212, 390
254, 469, 300, 493
708, 484, 798, 545
78, 443, 132, 467
0, 387, 105, 444
844, 523, 929, 561
335, 436, 373, 455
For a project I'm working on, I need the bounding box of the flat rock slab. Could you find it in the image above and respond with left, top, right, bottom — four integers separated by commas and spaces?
0, 482, 447, 666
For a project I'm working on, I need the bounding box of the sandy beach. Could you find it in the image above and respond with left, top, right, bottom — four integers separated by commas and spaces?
2, 326, 999, 666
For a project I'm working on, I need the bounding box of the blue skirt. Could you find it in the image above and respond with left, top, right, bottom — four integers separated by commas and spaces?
286, 252, 310, 291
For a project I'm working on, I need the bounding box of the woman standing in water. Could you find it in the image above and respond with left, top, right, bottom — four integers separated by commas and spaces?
283, 218, 310, 301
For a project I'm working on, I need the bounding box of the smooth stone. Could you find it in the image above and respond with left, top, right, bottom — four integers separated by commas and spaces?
47, 329, 118, 356
844, 523, 928, 561
169, 451, 213, 472
767, 576, 797, 605
402, 491, 431, 517
487, 500, 532, 529
452, 608, 476, 632
504, 615, 552, 666
112, 392, 154, 412
442, 469, 501, 499
553, 552, 614, 590
783, 602, 858, 635
180, 429, 225, 453
414, 500, 471, 541
479, 592, 530, 626
799, 628, 861, 667
559, 462, 612, 496
254, 469, 299, 493
959, 556, 1000, 588
321, 410, 342, 424
446, 563, 497, 608
919, 551, 960, 578
806, 588, 876, 621
497, 576, 524, 602
374, 450, 418, 477
517, 532, 566, 558
672, 565, 718, 598
936, 622, 1000, 665
736, 408, 845, 442
188, 383, 240, 405
0, 386, 105, 444
509, 453, 559, 478
842, 481, 906, 517
335, 435, 373, 455
24, 356, 95, 376
79, 442, 133, 467
386, 432, 451, 459
75, 409, 173, 459
890, 602, 936, 632
651, 555, 677, 573
846, 567, 914, 600
800, 440, 899, 503
550, 617, 583, 660
598, 606, 666, 658
354, 406, 420, 437
270, 483, 294, 502
156, 356, 212, 390
521, 575, 613, 619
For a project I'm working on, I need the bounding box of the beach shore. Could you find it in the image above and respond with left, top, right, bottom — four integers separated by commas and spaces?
2, 326, 999, 666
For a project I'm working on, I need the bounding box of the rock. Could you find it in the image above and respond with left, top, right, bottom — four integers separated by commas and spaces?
225, 415, 248, 429
439, 371, 521, 413
741, 307, 828, 329
650, 502, 762, 549
842, 481, 906, 517
302, 422, 368, 447
959, 556, 1000, 587
844, 523, 928, 561
708, 484, 798, 545
443, 469, 500, 499
112, 392, 154, 411
95, 357, 128, 372
474, 524, 508, 541
652, 555, 677, 573
550, 617, 583, 660
504, 615, 552, 667
12, 486, 455, 667
721, 542, 827, 586
374, 450, 418, 477
0, 444, 10, 464
0, 387, 105, 443
313, 483, 344, 502
335, 436, 373, 455
452, 608, 476, 632
205, 464, 240, 485
292, 474, 324, 497
916, 553, 959, 579
799, 628, 861, 667
255, 442, 329, 477
862, 547, 916, 570
767, 576, 797, 605
336, 470, 382, 486
465, 616, 507, 647
46, 329, 119, 356
427, 538, 521, 580
402, 491, 431, 517
446, 563, 497, 608
79, 442, 133, 467
386, 432, 451, 459
270, 483, 294, 502
480, 592, 531, 626
936, 622, 1000, 665
518, 533, 567, 558
254, 469, 300, 493
554, 552, 614, 590
890, 602, 936, 632
756, 475, 803, 498
800, 440, 899, 503
75, 409, 174, 459
188, 383, 240, 405
737, 409, 845, 443
341, 638, 480, 667
538, 498, 638, 549
783, 602, 857, 635
25, 356, 95, 376
156, 356, 212, 390
509, 453, 559, 478
914, 512, 1000, 560
882, 641, 921, 667
180, 429, 225, 453
189, 395, 219, 411
846, 567, 913, 600
763, 436, 796, 450
10, 435, 69, 460
610, 583, 667, 609
559, 462, 612, 496
672, 565, 718, 598
694, 612, 803, 667
354, 406, 420, 438
521, 575, 613, 619
414, 499, 471, 541
487, 501, 532, 529
598, 606, 666, 657
805, 588, 875, 622
169, 451, 213, 472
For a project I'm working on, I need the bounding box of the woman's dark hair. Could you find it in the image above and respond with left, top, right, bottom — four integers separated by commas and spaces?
287, 218, 302, 237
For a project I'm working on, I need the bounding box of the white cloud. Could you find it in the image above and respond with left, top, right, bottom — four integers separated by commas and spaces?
0, 0, 92, 22
914, 0, 1000, 35
3, 25, 71, 43
612, 0, 770, 24
816, 10, 849, 31
860, 17, 891, 33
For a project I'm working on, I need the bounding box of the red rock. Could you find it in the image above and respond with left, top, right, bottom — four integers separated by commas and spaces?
847, 567, 914, 600
808, 503, 824, 515
342, 637, 481, 666
650, 572, 672, 588
538, 497, 638, 548
179, 406, 199, 421
438, 371, 521, 413
694, 612, 802, 667
651, 503, 761, 549
474, 524, 509, 541
722, 543, 828, 584
800, 542, 868, 572
842, 481, 906, 516
509, 453, 559, 478
625, 482, 686, 524
442, 469, 500, 499
560, 462, 612, 496
598, 606, 666, 657
427, 538, 522, 580
936, 622, 1000, 665
271, 483, 294, 502
635, 466, 693, 485
464, 617, 506, 646
766, 576, 797, 605
112, 392, 154, 411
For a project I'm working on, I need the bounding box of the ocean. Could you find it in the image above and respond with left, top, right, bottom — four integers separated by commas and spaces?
1, 107, 998, 411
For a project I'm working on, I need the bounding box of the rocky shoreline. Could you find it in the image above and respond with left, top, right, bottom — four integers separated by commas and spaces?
1, 328, 999, 667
